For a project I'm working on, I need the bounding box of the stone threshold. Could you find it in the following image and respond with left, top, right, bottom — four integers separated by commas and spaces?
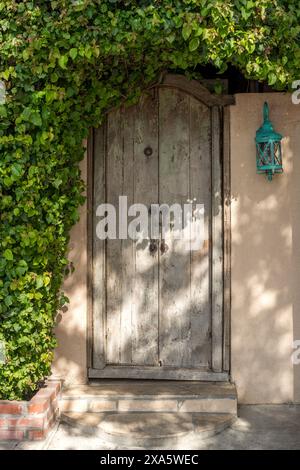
61, 411, 236, 447
60, 380, 237, 415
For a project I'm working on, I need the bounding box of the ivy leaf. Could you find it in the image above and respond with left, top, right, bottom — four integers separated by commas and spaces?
0, 105, 7, 118
1, 69, 10, 80
58, 55, 68, 69
11, 163, 23, 178
246, 43, 255, 54
182, 24, 192, 41
16, 260, 28, 276
214, 83, 223, 95
30, 112, 42, 127
84, 47, 92, 59
268, 73, 277, 86
189, 37, 199, 52
69, 48, 78, 60
22, 49, 30, 61
4, 249, 13, 261
36, 276, 44, 289
166, 33, 176, 44
53, 178, 62, 188
5, 296, 13, 307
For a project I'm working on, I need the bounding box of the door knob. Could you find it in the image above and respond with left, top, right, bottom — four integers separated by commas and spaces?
144, 146, 153, 157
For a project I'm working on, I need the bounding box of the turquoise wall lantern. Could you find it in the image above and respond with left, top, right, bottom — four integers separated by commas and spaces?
255, 102, 283, 181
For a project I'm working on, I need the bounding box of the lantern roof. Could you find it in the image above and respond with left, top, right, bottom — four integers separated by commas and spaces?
255, 102, 283, 144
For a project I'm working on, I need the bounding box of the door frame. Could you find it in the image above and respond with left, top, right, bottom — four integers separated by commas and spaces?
86, 74, 234, 381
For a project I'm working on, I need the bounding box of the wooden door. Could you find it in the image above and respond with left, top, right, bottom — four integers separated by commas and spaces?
90, 75, 228, 381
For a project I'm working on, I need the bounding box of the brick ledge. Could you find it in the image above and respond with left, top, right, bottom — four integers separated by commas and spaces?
0, 380, 61, 441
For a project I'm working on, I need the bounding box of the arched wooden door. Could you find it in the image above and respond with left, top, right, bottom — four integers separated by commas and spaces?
89, 75, 231, 381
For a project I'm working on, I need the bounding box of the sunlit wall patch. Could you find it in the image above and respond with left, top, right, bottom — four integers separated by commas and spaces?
0, 80, 6, 105
0, 341, 6, 365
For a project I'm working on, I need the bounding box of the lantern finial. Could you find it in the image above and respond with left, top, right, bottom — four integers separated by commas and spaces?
263, 102, 269, 122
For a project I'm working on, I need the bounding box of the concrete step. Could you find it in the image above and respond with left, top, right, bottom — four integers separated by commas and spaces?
61, 411, 236, 447
60, 380, 237, 415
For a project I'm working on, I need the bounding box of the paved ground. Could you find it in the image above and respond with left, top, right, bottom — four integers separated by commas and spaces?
1, 405, 300, 450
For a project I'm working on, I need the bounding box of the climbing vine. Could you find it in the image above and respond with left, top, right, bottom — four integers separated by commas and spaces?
0, 0, 299, 399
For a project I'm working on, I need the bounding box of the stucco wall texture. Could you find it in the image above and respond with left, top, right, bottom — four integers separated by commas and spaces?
52, 155, 88, 386
230, 93, 300, 404
53, 92, 300, 404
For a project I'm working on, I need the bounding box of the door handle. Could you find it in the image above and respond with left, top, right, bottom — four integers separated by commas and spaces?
149, 239, 158, 256
160, 240, 169, 255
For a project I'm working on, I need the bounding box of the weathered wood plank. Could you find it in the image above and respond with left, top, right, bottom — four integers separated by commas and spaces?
119, 105, 135, 365
211, 106, 223, 372
92, 125, 106, 369
106, 107, 126, 364
105, 105, 138, 365
89, 367, 229, 381
158, 87, 192, 368
132, 90, 159, 366
223, 106, 231, 372
189, 96, 212, 368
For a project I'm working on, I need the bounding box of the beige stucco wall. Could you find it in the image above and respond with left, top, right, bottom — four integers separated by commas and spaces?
231, 93, 300, 404
52, 155, 88, 386
52, 92, 300, 404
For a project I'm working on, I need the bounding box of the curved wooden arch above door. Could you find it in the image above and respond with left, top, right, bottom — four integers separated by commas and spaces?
156, 73, 235, 107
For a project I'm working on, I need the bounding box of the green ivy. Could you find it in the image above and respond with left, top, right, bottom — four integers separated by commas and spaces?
0, 0, 299, 400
